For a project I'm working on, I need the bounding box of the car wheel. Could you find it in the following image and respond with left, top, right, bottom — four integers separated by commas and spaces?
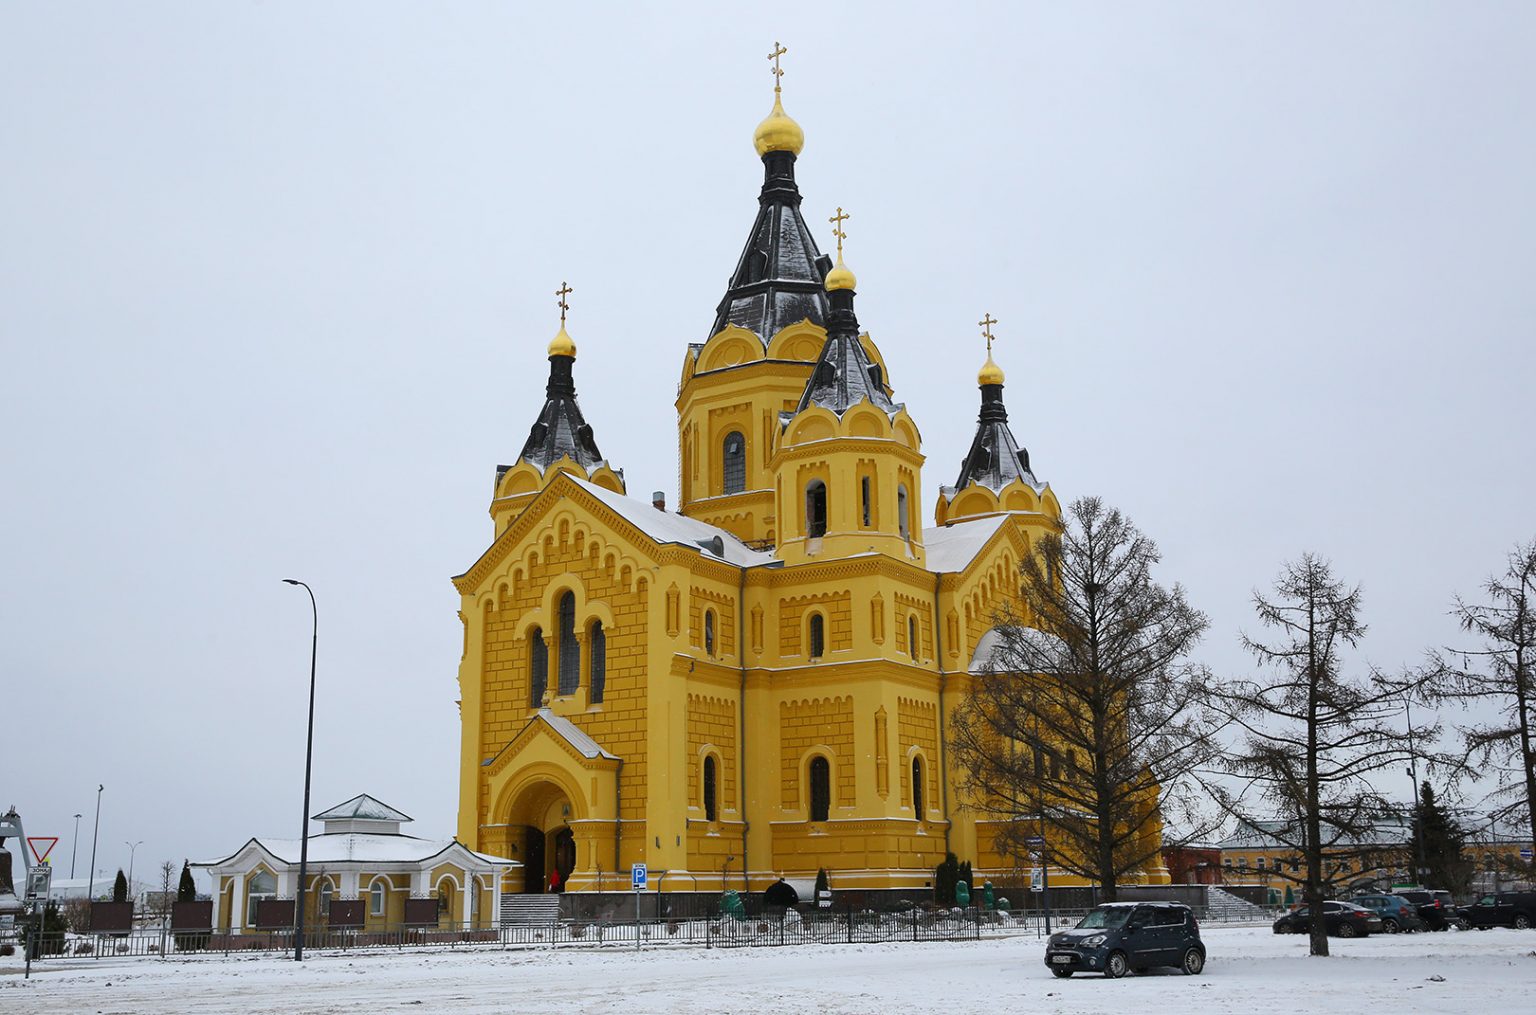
1383, 919, 1400, 934
1105, 951, 1129, 978
1052, 969, 1073, 979
1515, 914, 1531, 930
1181, 948, 1205, 976
1338, 923, 1358, 938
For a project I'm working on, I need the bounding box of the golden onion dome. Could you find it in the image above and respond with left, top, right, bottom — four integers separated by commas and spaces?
824, 254, 857, 292
978, 354, 1005, 386
547, 324, 576, 358
753, 94, 805, 157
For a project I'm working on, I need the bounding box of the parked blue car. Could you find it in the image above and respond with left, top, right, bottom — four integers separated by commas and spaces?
1350, 894, 1427, 933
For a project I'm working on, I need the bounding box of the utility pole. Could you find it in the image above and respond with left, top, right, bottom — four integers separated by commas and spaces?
70, 813, 82, 879
86, 785, 103, 902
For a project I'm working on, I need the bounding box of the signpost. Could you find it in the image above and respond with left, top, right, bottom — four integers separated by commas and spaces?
1025, 836, 1051, 934
631, 863, 647, 951
23, 864, 52, 980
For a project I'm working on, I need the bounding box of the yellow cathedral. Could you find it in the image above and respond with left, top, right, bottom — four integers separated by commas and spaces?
452, 59, 1167, 900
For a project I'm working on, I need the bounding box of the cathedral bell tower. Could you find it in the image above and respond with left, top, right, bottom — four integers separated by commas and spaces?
770, 212, 926, 566
675, 42, 834, 548
489, 283, 624, 536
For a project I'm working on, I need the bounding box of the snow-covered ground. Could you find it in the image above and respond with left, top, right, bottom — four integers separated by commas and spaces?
4, 925, 1535, 1014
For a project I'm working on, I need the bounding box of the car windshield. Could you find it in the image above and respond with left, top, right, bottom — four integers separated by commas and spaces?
1076, 907, 1133, 930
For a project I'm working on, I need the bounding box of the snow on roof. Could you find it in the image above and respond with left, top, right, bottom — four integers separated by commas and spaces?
312, 793, 412, 823
570, 477, 775, 567
204, 833, 517, 868
922, 515, 1009, 573
968, 625, 1069, 674
534, 708, 618, 760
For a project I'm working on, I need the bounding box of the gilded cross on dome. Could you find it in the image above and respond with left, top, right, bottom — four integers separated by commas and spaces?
768, 41, 787, 92
829, 206, 850, 258
979, 313, 998, 356
555, 281, 573, 325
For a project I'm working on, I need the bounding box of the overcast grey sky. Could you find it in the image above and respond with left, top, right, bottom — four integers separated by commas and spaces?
3, 2, 1534, 885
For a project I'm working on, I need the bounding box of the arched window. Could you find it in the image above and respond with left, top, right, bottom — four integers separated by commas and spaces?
809, 612, 825, 659
912, 756, 925, 816
247, 870, 275, 925
808, 756, 831, 821
589, 620, 606, 703
861, 475, 872, 527
557, 592, 579, 696
703, 755, 718, 822
529, 627, 548, 707
369, 878, 387, 917
805, 479, 827, 538
704, 609, 716, 657
318, 878, 333, 918
908, 616, 919, 660
897, 483, 910, 540
722, 432, 746, 495
471, 876, 482, 925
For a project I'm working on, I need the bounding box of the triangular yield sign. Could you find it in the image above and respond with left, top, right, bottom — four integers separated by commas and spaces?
27, 837, 59, 864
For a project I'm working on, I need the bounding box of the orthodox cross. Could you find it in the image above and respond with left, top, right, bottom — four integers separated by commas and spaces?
979, 313, 998, 357
555, 281, 573, 325
768, 41, 787, 92
829, 206, 850, 258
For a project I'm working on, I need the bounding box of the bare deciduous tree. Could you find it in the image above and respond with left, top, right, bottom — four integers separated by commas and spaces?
1210, 555, 1423, 957
950, 496, 1218, 901
1427, 539, 1536, 881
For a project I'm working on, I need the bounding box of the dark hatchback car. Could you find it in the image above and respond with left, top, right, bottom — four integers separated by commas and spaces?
1394, 889, 1461, 930
1350, 893, 1427, 933
1273, 901, 1383, 937
1044, 902, 1205, 978
1460, 891, 1536, 929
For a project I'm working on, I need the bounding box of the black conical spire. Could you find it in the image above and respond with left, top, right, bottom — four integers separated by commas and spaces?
952, 378, 1037, 492
516, 352, 606, 471
795, 285, 898, 416
708, 150, 832, 340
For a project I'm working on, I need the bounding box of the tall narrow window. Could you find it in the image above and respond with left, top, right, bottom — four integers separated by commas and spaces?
809, 756, 831, 821
589, 621, 606, 703
722, 432, 746, 495
557, 592, 579, 696
809, 613, 825, 659
912, 757, 925, 816
908, 616, 919, 660
370, 879, 386, 917
805, 479, 827, 538
704, 609, 716, 657
703, 755, 718, 822
247, 870, 276, 925
318, 879, 333, 918
897, 483, 910, 540
861, 476, 872, 527
529, 627, 548, 707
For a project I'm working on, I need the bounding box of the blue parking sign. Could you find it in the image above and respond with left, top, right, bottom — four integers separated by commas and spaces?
632, 863, 648, 890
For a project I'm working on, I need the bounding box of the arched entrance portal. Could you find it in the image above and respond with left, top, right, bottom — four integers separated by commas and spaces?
506, 778, 577, 894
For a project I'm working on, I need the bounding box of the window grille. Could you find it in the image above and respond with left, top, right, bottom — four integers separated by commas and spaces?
723, 432, 746, 495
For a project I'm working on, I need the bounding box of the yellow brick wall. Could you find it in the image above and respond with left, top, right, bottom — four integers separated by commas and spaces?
897, 697, 939, 814
687, 693, 737, 810
779, 696, 855, 810
688, 587, 736, 657
894, 593, 932, 658
477, 528, 650, 824
778, 592, 853, 657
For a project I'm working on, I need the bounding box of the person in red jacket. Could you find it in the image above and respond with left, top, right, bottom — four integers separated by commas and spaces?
548, 867, 562, 893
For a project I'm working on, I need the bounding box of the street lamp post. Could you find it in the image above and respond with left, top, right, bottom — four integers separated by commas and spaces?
125, 841, 143, 903
70, 814, 82, 879
86, 785, 103, 902
284, 579, 318, 962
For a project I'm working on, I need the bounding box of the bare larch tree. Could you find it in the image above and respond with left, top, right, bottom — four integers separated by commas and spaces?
1210, 555, 1422, 957
1427, 538, 1536, 881
950, 496, 1216, 901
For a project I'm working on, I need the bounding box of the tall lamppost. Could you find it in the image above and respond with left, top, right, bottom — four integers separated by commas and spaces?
86, 785, 103, 902
70, 814, 82, 879
283, 579, 318, 962
125, 841, 143, 903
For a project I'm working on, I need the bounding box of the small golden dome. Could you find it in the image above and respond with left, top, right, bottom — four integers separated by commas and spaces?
978, 354, 1005, 386
547, 325, 576, 358
824, 254, 856, 292
754, 94, 805, 157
